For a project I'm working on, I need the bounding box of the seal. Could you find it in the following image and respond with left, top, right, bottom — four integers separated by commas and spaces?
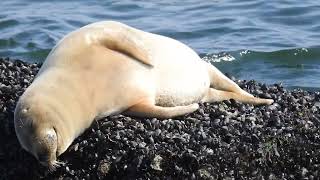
14, 21, 273, 169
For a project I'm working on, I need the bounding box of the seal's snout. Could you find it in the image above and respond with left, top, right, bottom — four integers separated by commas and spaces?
14, 100, 66, 170
43, 128, 57, 147
34, 128, 59, 166
34, 128, 66, 171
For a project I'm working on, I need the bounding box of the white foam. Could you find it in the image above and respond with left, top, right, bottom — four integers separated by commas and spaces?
240, 49, 251, 56
202, 53, 235, 63
294, 48, 308, 56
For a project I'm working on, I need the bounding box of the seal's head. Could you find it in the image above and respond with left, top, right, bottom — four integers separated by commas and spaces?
14, 98, 64, 170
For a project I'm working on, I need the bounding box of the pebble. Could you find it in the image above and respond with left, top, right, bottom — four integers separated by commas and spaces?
150, 155, 163, 171
97, 160, 111, 178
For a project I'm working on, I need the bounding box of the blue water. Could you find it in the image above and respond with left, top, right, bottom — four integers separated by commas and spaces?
0, 0, 320, 90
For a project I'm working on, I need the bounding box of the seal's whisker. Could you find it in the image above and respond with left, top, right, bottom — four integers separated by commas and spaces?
48, 160, 65, 172
55, 160, 66, 166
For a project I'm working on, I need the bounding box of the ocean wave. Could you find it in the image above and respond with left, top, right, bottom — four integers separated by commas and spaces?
203, 47, 320, 90
202, 47, 320, 63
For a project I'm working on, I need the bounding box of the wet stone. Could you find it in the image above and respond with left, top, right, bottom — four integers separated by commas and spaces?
150, 155, 163, 171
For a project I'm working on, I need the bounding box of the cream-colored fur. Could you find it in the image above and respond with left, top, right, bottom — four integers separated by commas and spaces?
14, 21, 273, 169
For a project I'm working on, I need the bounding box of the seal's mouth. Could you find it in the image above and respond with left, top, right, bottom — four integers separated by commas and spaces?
39, 159, 49, 167
38, 154, 49, 163
37, 153, 55, 170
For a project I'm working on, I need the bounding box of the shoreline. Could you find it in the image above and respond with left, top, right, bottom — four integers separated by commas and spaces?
0, 57, 319, 179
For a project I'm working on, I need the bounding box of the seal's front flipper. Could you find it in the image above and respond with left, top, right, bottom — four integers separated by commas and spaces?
123, 101, 199, 119
85, 21, 154, 67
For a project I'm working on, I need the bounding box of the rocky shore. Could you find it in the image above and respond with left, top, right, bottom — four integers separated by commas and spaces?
0, 57, 319, 179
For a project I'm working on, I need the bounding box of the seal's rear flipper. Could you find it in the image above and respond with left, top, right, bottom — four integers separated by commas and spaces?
84, 21, 154, 67
201, 88, 274, 105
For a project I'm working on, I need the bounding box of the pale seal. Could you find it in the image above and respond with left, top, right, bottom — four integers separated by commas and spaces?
14, 21, 273, 169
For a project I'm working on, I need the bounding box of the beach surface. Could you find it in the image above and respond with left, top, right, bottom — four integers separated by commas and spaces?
1, 57, 319, 179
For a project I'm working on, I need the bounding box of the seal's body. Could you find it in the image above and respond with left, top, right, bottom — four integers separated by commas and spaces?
14, 21, 273, 169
